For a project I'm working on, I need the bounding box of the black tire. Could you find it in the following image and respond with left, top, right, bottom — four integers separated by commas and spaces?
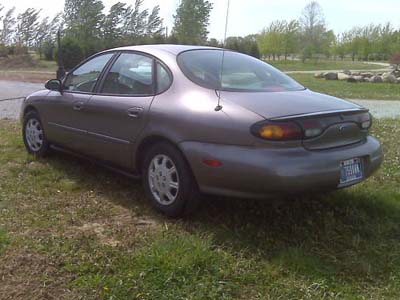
142, 142, 201, 218
22, 110, 50, 157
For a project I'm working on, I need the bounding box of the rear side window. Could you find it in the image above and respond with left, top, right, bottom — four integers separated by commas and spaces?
156, 62, 172, 93
177, 50, 304, 92
101, 53, 154, 95
64, 53, 114, 93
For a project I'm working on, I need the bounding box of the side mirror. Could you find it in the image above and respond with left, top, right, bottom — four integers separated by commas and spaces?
45, 79, 62, 92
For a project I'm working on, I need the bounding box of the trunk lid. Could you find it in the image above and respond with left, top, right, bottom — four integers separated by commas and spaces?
221, 89, 361, 119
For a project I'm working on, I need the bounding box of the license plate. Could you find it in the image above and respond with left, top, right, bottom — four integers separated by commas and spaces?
340, 158, 364, 184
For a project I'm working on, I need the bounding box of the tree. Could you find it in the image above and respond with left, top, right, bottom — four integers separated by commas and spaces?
63, 0, 104, 56
103, 2, 128, 48
299, 1, 327, 60
172, 0, 213, 45
16, 8, 41, 47
1, 7, 16, 45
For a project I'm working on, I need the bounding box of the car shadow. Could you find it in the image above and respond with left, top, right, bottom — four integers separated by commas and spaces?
45, 151, 400, 287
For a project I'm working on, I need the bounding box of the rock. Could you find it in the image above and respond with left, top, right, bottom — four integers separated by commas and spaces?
314, 72, 324, 79
382, 73, 397, 83
347, 77, 358, 83
342, 70, 351, 75
347, 76, 363, 83
337, 73, 350, 81
324, 72, 338, 80
370, 75, 383, 83
397, 78, 400, 84
360, 72, 373, 78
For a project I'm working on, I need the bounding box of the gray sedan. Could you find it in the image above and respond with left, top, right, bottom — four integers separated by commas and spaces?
21, 45, 383, 217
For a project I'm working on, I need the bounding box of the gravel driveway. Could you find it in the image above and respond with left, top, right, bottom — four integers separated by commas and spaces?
0, 80, 399, 120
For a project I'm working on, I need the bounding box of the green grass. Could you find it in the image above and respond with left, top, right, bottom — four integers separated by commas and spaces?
0, 119, 400, 299
0, 229, 8, 255
268, 59, 386, 72
291, 73, 400, 100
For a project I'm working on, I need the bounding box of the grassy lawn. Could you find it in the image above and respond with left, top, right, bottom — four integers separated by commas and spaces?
268, 60, 386, 72
0, 119, 400, 299
291, 73, 400, 100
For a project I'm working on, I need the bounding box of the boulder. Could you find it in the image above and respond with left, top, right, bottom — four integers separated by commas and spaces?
324, 72, 338, 80
360, 72, 373, 78
347, 76, 363, 83
342, 70, 352, 75
337, 73, 350, 81
347, 77, 358, 83
382, 73, 397, 83
370, 75, 383, 83
397, 78, 400, 84
314, 72, 324, 79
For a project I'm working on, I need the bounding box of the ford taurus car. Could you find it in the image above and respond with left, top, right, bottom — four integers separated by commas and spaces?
21, 45, 383, 217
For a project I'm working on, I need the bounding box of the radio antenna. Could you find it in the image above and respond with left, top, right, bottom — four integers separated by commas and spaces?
215, 0, 231, 111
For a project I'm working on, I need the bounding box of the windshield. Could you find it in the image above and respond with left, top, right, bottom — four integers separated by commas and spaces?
177, 49, 305, 92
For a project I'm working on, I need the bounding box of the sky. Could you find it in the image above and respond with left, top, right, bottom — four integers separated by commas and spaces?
1, 0, 400, 39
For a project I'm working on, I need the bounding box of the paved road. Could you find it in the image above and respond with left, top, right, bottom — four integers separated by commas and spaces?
0, 80, 399, 120
0, 80, 43, 120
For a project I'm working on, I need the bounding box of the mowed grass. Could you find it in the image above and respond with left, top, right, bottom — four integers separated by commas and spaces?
291, 73, 400, 100
268, 59, 386, 72
0, 119, 400, 299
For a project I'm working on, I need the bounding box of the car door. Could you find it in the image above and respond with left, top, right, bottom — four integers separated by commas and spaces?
83, 52, 160, 168
44, 53, 115, 152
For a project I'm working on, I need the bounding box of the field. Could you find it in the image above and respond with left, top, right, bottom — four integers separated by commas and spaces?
0, 119, 400, 299
268, 59, 386, 72
291, 73, 400, 100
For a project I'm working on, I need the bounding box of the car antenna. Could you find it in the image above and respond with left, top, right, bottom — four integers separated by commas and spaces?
215, 0, 231, 112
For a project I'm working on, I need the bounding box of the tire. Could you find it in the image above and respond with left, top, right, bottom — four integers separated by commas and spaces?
142, 142, 201, 218
22, 110, 50, 157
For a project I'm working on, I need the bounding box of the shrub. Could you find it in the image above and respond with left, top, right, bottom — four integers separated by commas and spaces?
42, 40, 56, 61
57, 37, 85, 70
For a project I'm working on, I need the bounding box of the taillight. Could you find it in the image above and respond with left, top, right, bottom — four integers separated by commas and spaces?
359, 112, 372, 129
302, 120, 323, 138
251, 121, 303, 141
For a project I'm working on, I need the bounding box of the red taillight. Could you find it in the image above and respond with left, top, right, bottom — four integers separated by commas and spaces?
251, 121, 303, 141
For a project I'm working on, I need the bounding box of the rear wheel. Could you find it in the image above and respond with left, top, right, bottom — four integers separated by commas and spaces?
142, 142, 200, 217
22, 110, 50, 157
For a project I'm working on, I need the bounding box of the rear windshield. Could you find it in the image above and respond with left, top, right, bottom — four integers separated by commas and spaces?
177, 49, 305, 92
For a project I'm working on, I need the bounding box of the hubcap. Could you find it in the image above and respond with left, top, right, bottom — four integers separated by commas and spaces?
148, 154, 179, 205
25, 118, 44, 152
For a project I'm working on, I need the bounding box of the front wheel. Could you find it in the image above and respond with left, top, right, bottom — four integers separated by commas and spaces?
22, 110, 50, 157
142, 142, 200, 217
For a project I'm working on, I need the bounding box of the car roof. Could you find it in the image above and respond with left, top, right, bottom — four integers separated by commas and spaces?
107, 44, 221, 56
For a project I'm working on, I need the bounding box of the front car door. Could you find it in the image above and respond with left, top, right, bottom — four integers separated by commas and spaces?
84, 52, 161, 169
43, 53, 115, 152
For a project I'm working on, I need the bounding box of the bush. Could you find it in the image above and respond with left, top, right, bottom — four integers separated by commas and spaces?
42, 40, 56, 61
390, 53, 400, 65
57, 37, 85, 70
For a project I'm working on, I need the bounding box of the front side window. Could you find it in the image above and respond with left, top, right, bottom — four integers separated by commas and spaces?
101, 53, 154, 95
64, 53, 114, 93
178, 50, 305, 92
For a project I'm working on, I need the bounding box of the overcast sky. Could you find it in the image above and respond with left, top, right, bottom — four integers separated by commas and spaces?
2, 0, 400, 39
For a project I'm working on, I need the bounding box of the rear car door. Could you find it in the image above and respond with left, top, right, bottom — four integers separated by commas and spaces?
44, 53, 115, 152
84, 52, 168, 168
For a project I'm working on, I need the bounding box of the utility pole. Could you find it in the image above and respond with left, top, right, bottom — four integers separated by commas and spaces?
56, 29, 66, 79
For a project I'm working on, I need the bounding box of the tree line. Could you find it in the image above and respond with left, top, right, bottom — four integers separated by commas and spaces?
0, 0, 399, 69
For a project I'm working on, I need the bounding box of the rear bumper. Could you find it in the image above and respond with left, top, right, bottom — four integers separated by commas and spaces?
180, 136, 383, 199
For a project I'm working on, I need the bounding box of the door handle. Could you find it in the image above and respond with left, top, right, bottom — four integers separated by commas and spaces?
127, 107, 143, 118
73, 101, 85, 111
